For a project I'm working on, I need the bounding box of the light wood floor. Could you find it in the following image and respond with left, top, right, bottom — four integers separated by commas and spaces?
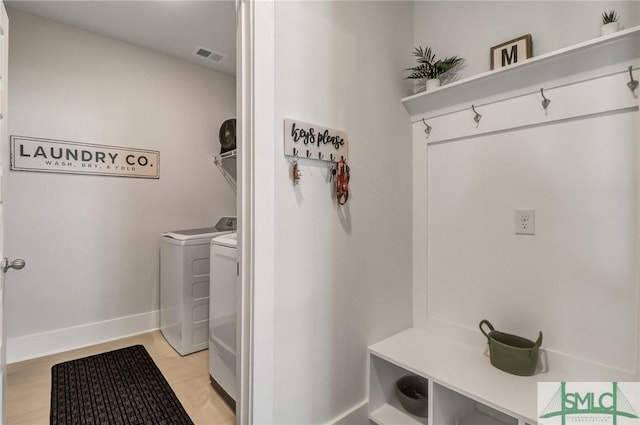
6, 331, 235, 425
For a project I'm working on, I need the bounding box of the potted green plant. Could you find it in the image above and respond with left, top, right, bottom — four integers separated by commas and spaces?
406, 46, 465, 93
601, 9, 620, 36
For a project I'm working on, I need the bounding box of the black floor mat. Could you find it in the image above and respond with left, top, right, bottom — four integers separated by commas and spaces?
50, 345, 194, 425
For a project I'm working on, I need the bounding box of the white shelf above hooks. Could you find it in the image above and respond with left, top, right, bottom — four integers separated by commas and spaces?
402, 25, 640, 120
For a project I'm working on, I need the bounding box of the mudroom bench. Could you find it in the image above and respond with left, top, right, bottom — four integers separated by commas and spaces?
368, 327, 629, 425
368, 327, 542, 425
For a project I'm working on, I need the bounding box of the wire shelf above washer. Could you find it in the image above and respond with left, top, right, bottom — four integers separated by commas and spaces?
213, 149, 237, 164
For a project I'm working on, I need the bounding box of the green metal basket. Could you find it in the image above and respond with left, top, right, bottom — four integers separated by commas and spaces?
479, 319, 543, 376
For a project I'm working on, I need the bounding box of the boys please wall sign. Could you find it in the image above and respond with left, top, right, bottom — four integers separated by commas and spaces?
10, 136, 160, 179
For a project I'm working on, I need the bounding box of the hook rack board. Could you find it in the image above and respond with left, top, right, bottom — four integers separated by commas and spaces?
284, 119, 349, 162
415, 67, 639, 145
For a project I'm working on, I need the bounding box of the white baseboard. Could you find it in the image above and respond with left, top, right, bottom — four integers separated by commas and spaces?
7, 310, 160, 364
326, 400, 368, 425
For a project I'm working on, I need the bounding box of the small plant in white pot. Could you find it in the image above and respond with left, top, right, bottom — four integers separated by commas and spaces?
405, 46, 465, 93
601, 9, 620, 36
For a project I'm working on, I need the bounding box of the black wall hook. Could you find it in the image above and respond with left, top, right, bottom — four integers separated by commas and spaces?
422, 118, 432, 137
471, 105, 482, 124
292, 147, 298, 157
540, 88, 551, 110
628, 65, 638, 92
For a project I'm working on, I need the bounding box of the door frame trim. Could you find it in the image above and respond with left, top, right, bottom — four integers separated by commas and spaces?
237, 1, 276, 423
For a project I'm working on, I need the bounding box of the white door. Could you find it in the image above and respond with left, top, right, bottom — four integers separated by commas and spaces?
0, 4, 15, 424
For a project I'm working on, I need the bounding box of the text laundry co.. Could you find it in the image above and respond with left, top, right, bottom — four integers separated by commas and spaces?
18, 144, 151, 166
10, 136, 160, 179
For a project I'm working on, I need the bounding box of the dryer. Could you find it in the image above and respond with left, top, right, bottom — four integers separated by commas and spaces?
160, 217, 236, 356
209, 232, 238, 405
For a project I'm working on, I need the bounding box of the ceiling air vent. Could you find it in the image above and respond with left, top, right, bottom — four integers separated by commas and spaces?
194, 47, 226, 63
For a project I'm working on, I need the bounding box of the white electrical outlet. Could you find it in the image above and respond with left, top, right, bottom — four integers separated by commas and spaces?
515, 208, 535, 235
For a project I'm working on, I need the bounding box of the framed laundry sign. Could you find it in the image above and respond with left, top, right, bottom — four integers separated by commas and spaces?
10, 136, 160, 179
284, 119, 348, 162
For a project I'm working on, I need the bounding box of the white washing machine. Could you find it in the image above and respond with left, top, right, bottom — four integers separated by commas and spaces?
160, 217, 236, 356
209, 232, 238, 405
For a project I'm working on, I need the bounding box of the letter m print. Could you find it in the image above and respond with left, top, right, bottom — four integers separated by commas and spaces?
502, 45, 518, 66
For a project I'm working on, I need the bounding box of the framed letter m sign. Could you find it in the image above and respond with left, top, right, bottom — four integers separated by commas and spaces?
490, 34, 532, 70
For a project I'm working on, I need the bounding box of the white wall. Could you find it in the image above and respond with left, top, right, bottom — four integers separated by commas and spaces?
410, 1, 640, 375
5, 9, 236, 361
427, 111, 638, 372
413, 1, 640, 81
271, 2, 413, 423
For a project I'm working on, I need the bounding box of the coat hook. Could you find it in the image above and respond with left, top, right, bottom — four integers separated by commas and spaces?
627, 65, 639, 92
293, 147, 298, 157
471, 105, 482, 124
540, 88, 551, 110
306, 150, 311, 158
422, 118, 432, 137
318, 152, 324, 160
330, 153, 335, 161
